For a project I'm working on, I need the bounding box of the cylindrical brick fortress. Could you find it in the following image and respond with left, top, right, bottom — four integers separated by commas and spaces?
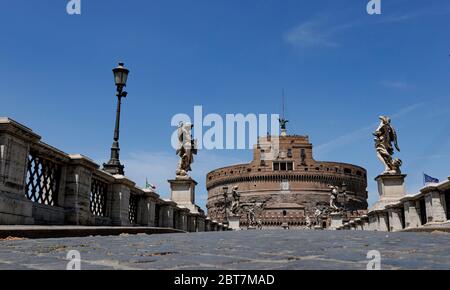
206, 135, 368, 227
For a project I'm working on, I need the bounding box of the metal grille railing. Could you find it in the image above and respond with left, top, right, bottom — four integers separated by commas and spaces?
25, 152, 61, 206
90, 178, 107, 217
128, 194, 138, 224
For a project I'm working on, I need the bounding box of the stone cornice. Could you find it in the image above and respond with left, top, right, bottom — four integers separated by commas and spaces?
207, 171, 366, 191
0, 117, 41, 142
112, 175, 136, 187
68, 154, 99, 170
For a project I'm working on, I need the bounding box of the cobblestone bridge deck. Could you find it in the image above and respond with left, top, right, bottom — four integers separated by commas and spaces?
1, 230, 450, 270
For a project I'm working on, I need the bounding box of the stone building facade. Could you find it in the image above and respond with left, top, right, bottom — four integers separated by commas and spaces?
206, 135, 368, 227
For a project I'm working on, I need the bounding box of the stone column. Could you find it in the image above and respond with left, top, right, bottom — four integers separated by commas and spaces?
109, 175, 135, 226
361, 216, 369, 230
179, 209, 188, 231
197, 215, 206, 232
211, 220, 218, 231
172, 207, 180, 229
187, 213, 197, 232
63, 155, 99, 225
353, 218, 363, 230
423, 188, 447, 223
377, 211, 389, 231
159, 200, 176, 228
403, 199, 420, 229
387, 206, 403, 232
368, 214, 377, 231
205, 218, 212, 231
0, 118, 39, 224
135, 188, 159, 227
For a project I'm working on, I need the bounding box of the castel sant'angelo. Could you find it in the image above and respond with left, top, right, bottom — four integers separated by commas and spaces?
206, 124, 369, 228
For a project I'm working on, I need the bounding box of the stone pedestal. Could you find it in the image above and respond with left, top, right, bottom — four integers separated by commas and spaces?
371, 174, 406, 211
329, 212, 343, 230
168, 178, 198, 214
227, 215, 241, 230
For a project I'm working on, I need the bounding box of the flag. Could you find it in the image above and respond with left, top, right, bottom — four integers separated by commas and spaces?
145, 178, 156, 190
423, 173, 439, 185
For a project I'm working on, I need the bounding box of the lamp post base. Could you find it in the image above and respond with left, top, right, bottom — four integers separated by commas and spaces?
103, 162, 124, 175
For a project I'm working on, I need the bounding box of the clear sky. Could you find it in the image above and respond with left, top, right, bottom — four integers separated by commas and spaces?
1, 0, 450, 210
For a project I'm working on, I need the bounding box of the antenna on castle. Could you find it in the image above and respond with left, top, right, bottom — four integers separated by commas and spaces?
279, 88, 289, 136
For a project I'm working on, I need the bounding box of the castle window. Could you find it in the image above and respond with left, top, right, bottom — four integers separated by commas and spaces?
287, 162, 293, 171
344, 168, 352, 174
273, 162, 293, 172
273, 162, 280, 171
287, 149, 292, 158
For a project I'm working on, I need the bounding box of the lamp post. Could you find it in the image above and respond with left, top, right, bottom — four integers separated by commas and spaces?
103, 62, 130, 175
340, 182, 349, 213
222, 186, 229, 224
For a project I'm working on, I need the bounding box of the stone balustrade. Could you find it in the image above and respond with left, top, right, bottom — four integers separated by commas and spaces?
338, 177, 450, 232
0, 117, 225, 232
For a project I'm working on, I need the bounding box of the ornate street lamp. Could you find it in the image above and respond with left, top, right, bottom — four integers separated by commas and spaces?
103, 62, 130, 175
340, 182, 349, 212
222, 186, 229, 224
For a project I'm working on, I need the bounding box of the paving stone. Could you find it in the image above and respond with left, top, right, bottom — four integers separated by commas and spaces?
0, 230, 449, 270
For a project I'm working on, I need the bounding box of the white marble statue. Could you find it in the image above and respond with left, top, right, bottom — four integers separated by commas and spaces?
176, 122, 198, 178
329, 185, 340, 212
373, 116, 402, 175
230, 186, 241, 216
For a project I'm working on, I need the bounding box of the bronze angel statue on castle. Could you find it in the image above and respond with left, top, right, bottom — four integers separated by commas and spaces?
373, 116, 402, 175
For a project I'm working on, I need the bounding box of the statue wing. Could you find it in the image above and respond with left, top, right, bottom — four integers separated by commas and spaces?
390, 126, 400, 152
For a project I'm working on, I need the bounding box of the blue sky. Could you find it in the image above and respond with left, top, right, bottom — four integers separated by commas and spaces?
1, 0, 450, 210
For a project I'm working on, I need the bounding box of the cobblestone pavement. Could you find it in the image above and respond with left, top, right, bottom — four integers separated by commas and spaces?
0, 230, 449, 270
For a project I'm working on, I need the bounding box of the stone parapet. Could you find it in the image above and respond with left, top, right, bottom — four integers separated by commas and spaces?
0, 117, 222, 232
